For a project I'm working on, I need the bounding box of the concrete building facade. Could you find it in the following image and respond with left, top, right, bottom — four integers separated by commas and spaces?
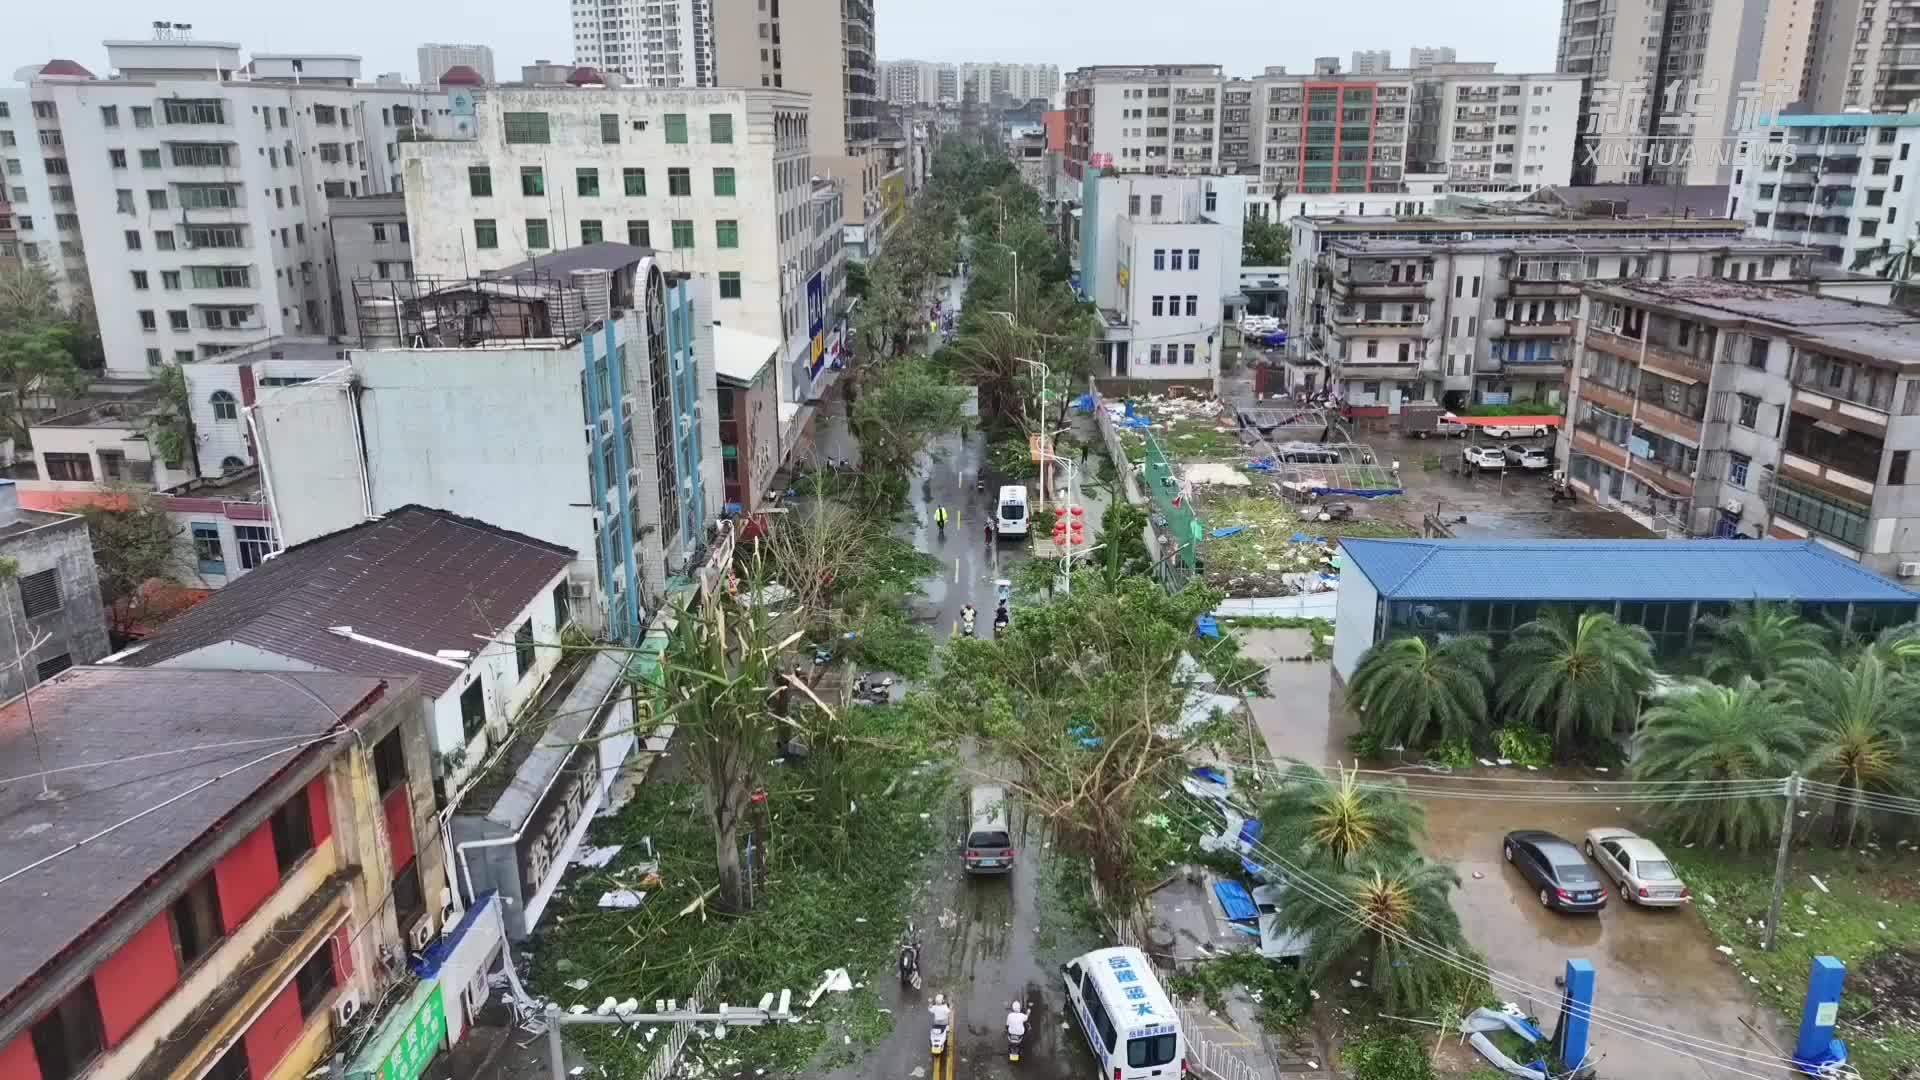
572, 0, 714, 88
326, 193, 411, 341
1076, 171, 1246, 388
1291, 210, 1817, 411
1730, 113, 1920, 269
10, 36, 454, 377
0, 481, 110, 699
400, 86, 820, 404
418, 43, 496, 84
1562, 280, 1920, 572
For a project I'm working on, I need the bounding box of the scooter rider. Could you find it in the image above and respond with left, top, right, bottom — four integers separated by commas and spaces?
1005, 999, 1028, 1057
930, 993, 952, 1030
961, 604, 977, 636
935, 506, 949, 535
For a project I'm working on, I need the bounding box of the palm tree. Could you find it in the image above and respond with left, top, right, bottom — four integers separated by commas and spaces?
1870, 623, 1920, 674
1498, 609, 1654, 750
1631, 679, 1815, 851
1270, 853, 1471, 1014
1259, 763, 1425, 869
1850, 237, 1920, 307
1699, 603, 1829, 685
1346, 634, 1494, 750
1784, 653, 1920, 846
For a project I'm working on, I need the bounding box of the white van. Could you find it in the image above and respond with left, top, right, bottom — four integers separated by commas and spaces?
996, 484, 1030, 537
1061, 947, 1183, 1078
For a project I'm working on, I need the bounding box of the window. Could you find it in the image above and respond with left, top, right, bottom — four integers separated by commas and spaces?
1149, 345, 1163, 365
1151, 295, 1164, 316
392, 858, 425, 932
1892, 450, 1911, 486
236, 525, 275, 569
708, 113, 735, 144
460, 679, 486, 739
1169, 250, 1184, 271
1128, 195, 1141, 215
18, 568, 60, 617
1183, 343, 1197, 364
1737, 393, 1759, 429
1185, 295, 1198, 316
714, 167, 736, 196
373, 728, 408, 795
293, 944, 338, 1019
1873, 158, 1892, 175
140, 148, 161, 169
270, 791, 315, 877
469, 165, 492, 196
719, 271, 742, 298
577, 167, 599, 196
35, 653, 70, 680
573, 218, 600, 245
1150, 194, 1163, 214
515, 618, 535, 677
627, 219, 650, 247
191, 266, 248, 289
716, 219, 739, 248
138, 310, 156, 331
108, 148, 126, 169
520, 165, 545, 196
1728, 451, 1751, 488
186, 225, 244, 248
161, 869, 227, 975
474, 218, 498, 249
124, 229, 141, 251
503, 111, 551, 144
668, 167, 692, 196
600, 113, 620, 143
43, 453, 92, 482
372, 222, 387, 243
31, 980, 105, 1080
146, 348, 162, 367
167, 310, 189, 331
154, 230, 175, 252
193, 523, 226, 574
526, 218, 549, 249
1153, 249, 1165, 270
131, 270, 149, 290
672, 219, 695, 248
1748, 337, 1769, 370
664, 113, 689, 143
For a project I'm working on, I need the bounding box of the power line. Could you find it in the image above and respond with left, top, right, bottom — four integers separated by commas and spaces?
0, 733, 347, 789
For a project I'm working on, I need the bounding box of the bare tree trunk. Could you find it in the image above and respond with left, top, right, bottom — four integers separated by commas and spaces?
706, 768, 749, 913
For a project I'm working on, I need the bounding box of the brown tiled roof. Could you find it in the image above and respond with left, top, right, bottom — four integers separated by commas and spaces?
121, 507, 574, 696
0, 668, 400, 1011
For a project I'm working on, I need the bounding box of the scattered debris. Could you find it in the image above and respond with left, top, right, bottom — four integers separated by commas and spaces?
575, 844, 624, 869
1810, 874, 1830, 894
804, 968, 853, 1009
598, 889, 646, 909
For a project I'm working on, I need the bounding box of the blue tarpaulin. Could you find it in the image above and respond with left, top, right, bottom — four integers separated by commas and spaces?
1261, 332, 1287, 347
1215, 880, 1258, 923
1211, 526, 1247, 540
1073, 393, 1096, 412
1191, 765, 1229, 787
1195, 615, 1221, 639
1239, 819, 1267, 878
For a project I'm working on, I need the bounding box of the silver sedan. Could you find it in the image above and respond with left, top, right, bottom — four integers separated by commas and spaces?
1583, 828, 1690, 907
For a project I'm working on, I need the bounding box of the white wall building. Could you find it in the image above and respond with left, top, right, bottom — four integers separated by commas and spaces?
1730, 114, 1920, 270
402, 86, 823, 406
572, 0, 714, 87
880, 61, 1059, 106
418, 43, 496, 84
10, 37, 453, 378
1078, 173, 1245, 387
1350, 50, 1394, 75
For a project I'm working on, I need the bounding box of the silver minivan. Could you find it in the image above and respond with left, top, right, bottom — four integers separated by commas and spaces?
963, 784, 1015, 875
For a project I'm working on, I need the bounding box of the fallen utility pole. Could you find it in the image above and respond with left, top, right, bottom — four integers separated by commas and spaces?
1764, 772, 1800, 952
543, 991, 796, 1080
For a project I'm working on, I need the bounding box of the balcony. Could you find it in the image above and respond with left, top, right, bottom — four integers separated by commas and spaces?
1640, 340, 1712, 383
1509, 277, 1582, 297
1173, 128, 1213, 144
1506, 319, 1575, 337
1633, 396, 1705, 442
1571, 428, 1630, 468
1173, 108, 1215, 124
1629, 455, 1697, 498
1331, 272, 1431, 300
1175, 89, 1216, 105
1578, 379, 1638, 417
1331, 316, 1427, 337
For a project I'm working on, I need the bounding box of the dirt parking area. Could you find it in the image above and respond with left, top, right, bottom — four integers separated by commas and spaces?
1365, 429, 1655, 540
1423, 790, 1793, 1079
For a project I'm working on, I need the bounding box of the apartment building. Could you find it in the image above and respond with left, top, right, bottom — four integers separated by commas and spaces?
260, 249, 722, 639
1065, 64, 1578, 197
1076, 171, 1246, 388
418, 42, 496, 84
1562, 280, 1920, 576
1410, 47, 1461, 69
0, 481, 109, 698
1557, 0, 1772, 186
1730, 113, 1920, 268
571, 0, 714, 87
401, 86, 822, 397
3, 36, 453, 378
0, 666, 439, 1080
1351, 50, 1395, 76
879, 61, 1060, 107
1797, 0, 1920, 111
1291, 210, 1816, 411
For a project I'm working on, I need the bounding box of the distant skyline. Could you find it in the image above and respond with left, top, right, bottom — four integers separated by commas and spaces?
4, 1, 1559, 85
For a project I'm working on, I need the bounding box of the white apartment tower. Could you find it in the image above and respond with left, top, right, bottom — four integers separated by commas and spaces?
1408, 46, 1459, 69
3, 37, 452, 379
417, 43, 496, 84
1351, 50, 1394, 75
572, 0, 715, 87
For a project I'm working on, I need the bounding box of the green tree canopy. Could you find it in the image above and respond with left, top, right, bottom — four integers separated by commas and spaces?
1700, 602, 1829, 685
1259, 762, 1426, 870
1498, 609, 1654, 751
1631, 679, 1813, 850
1347, 634, 1494, 749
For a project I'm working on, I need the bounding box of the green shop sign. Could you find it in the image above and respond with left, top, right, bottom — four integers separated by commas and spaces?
349, 982, 447, 1080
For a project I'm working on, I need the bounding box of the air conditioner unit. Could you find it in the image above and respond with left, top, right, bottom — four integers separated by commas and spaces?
568, 581, 592, 599
1721, 498, 1743, 516
407, 916, 434, 952
1899, 562, 1920, 578
333, 990, 363, 1026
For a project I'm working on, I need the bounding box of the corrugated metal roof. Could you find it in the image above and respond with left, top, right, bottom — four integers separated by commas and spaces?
122, 507, 574, 696
1339, 538, 1920, 603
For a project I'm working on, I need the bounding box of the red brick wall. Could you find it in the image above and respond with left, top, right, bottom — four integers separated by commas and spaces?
95, 913, 180, 1045
213, 823, 280, 934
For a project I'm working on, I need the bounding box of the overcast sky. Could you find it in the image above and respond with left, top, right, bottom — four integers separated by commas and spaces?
6, 2, 1560, 85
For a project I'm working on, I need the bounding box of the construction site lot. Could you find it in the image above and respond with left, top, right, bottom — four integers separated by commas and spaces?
1111, 396, 1246, 463
1187, 487, 1416, 597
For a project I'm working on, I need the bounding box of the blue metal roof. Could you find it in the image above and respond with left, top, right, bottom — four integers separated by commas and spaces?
1340, 539, 1920, 604
1770, 114, 1920, 128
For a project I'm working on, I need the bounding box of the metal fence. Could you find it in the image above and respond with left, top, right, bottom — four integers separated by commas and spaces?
636, 960, 721, 1080
1175, 998, 1271, 1080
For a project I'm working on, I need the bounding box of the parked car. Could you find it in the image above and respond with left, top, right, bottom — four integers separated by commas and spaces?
1583, 828, 1690, 906
1503, 830, 1607, 912
1503, 443, 1552, 470
1483, 422, 1552, 439
1463, 445, 1507, 471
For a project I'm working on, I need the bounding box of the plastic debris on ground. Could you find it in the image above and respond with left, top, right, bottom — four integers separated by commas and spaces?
598, 889, 646, 909
1458, 1007, 1554, 1079
574, 844, 623, 869
804, 968, 854, 1009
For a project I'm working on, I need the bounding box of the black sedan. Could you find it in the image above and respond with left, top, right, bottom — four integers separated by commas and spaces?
1503, 830, 1607, 913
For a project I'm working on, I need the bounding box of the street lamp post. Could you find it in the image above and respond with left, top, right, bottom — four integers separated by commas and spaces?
1017, 357, 1052, 501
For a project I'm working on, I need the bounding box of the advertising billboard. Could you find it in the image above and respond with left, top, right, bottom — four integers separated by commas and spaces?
807, 271, 826, 378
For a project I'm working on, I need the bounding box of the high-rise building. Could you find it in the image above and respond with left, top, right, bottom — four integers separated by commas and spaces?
1557, 0, 1772, 186
1728, 112, 1920, 268
1, 37, 453, 379
1408, 46, 1458, 69
1799, 0, 1920, 112
875, 60, 1060, 107
572, 0, 714, 87
417, 42, 495, 84
1351, 49, 1394, 75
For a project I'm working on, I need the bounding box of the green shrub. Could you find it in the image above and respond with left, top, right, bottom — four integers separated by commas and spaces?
1344, 1032, 1436, 1080
1430, 736, 1478, 770
1494, 725, 1552, 767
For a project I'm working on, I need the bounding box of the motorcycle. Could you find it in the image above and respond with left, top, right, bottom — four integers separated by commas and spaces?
961, 608, 977, 638
930, 1018, 950, 1056
898, 925, 923, 990
854, 675, 894, 705
1007, 1000, 1028, 1063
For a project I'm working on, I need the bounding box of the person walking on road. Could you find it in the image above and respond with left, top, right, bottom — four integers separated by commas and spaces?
984, 522, 997, 544
935, 506, 949, 535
